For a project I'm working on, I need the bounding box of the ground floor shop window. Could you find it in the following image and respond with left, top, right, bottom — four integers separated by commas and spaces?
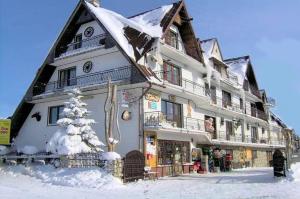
157, 140, 190, 165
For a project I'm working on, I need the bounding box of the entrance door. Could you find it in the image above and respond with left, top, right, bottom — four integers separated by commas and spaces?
172, 143, 182, 176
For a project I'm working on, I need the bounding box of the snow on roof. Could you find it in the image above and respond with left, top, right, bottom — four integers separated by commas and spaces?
224, 56, 250, 85
200, 38, 216, 58
129, 5, 174, 37
85, 1, 173, 61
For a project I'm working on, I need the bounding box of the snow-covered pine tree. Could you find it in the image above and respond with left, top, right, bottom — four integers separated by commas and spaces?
46, 89, 104, 155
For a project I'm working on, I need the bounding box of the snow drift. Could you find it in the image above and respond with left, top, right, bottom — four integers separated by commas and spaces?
0, 165, 122, 189
289, 162, 300, 181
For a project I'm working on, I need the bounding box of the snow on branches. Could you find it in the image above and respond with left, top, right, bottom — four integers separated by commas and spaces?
46, 89, 104, 155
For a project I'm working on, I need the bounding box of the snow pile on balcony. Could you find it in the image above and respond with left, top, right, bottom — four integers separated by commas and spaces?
85, 1, 172, 61
0, 145, 10, 155
46, 89, 104, 155
101, 152, 121, 161
17, 145, 38, 155
289, 162, 300, 181
225, 57, 249, 86
0, 165, 122, 189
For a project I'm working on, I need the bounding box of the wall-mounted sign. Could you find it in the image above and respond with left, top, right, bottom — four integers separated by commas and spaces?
83, 61, 93, 73
121, 90, 129, 108
84, 26, 94, 38
169, 95, 176, 102
121, 110, 131, 121
145, 92, 160, 102
0, 119, 11, 145
148, 101, 158, 110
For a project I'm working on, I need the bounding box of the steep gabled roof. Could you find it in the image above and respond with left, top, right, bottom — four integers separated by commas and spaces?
11, 0, 203, 139
270, 112, 287, 128
224, 56, 250, 86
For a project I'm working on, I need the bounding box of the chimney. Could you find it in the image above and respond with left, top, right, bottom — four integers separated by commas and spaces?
87, 0, 100, 7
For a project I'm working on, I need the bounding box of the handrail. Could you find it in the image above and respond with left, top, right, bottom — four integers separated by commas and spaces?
56, 34, 109, 58
32, 65, 132, 96
154, 70, 207, 97
144, 111, 205, 131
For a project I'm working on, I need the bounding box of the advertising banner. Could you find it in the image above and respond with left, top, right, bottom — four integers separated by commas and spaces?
0, 119, 11, 145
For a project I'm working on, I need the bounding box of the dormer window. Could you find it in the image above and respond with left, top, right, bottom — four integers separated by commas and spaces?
74, 34, 82, 49
169, 30, 179, 49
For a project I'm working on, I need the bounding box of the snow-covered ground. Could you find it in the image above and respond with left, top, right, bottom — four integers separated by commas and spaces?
0, 164, 300, 199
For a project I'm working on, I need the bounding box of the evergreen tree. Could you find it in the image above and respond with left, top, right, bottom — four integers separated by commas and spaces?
47, 89, 104, 155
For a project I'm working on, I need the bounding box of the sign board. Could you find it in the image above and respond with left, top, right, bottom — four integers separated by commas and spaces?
0, 119, 11, 145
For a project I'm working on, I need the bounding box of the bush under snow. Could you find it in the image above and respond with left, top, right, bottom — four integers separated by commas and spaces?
0, 145, 10, 155
46, 89, 104, 155
17, 145, 38, 155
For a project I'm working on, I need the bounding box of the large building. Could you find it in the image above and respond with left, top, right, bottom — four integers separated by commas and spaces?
10, 0, 292, 176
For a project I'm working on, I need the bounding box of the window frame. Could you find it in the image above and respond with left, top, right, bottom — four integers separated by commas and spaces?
48, 105, 64, 126
163, 61, 182, 86
58, 67, 77, 88
74, 33, 82, 49
169, 30, 179, 49
222, 90, 232, 108
161, 99, 183, 128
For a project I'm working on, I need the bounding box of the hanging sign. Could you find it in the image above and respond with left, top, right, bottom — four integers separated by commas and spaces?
0, 119, 11, 145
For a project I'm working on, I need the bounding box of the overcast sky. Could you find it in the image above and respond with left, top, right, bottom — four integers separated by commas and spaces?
0, 0, 299, 134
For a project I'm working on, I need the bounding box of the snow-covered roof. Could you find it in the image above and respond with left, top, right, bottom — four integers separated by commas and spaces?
129, 5, 174, 37
224, 56, 250, 85
85, 1, 173, 61
200, 38, 216, 58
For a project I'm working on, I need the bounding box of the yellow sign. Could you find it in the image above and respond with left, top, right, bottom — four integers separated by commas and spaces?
0, 119, 11, 145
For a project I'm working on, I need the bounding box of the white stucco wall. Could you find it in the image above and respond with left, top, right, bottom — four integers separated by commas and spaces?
15, 88, 143, 157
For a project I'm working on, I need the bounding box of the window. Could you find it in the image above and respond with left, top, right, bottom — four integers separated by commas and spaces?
163, 61, 181, 86
252, 150, 257, 159
222, 90, 232, 108
210, 86, 217, 104
226, 121, 234, 140
262, 127, 265, 134
169, 30, 178, 49
58, 67, 76, 88
161, 100, 182, 128
74, 34, 82, 49
48, 106, 64, 125
157, 140, 190, 165
251, 103, 257, 117
240, 98, 243, 110
251, 126, 258, 143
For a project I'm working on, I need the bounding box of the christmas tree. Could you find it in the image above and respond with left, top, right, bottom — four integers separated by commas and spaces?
46, 89, 104, 155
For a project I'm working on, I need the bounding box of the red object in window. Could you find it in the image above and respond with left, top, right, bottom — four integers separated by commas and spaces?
226, 154, 233, 161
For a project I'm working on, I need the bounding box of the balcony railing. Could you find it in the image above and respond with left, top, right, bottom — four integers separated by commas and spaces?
55, 34, 109, 58
216, 132, 243, 142
154, 71, 207, 97
211, 96, 244, 113
32, 66, 132, 96
144, 111, 205, 132
249, 108, 267, 120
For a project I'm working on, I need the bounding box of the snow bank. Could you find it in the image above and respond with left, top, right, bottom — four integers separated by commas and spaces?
101, 152, 121, 161
0, 145, 10, 155
17, 145, 38, 155
289, 162, 300, 181
0, 165, 123, 189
